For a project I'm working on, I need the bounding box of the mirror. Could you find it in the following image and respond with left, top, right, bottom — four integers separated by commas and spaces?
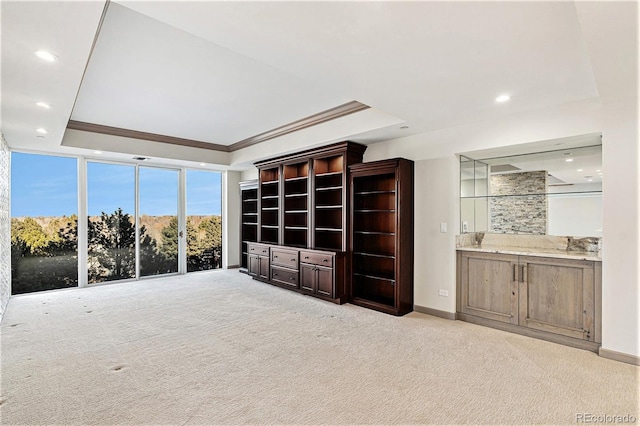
460, 134, 602, 237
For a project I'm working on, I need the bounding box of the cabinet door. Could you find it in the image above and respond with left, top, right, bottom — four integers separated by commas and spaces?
316, 266, 333, 297
460, 252, 518, 324
259, 256, 270, 280
300, 263, 316, 292
518, 256, 595, 341
248, 255, 260, 277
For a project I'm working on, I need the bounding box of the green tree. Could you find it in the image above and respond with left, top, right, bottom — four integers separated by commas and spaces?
88, 208, 138, 282
11, 217, 51, 255
194, 216, 222, 270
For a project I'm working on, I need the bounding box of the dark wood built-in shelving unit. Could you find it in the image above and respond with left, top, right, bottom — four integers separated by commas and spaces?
349, 158, 414, 315
246, 141, 366, 304
243, 143, 414, 315
239, 180, 259, 273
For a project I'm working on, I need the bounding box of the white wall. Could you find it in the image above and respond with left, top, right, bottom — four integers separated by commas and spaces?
600, 100, 639, 358
0, 134, 10, 320
222, 170, 241, 268
364, 97, 639, 359
413, 158, 458, 312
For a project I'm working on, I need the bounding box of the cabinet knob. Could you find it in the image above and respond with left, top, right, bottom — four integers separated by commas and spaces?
274, 255, 278, 258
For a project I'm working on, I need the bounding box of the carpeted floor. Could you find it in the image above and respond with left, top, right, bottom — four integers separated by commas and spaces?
1, 269, 638, 425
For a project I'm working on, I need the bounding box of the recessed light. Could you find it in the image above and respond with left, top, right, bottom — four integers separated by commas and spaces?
36, 135, 45, 139
36, 101, 51, 109
36, 128, 48, 134
495, 94, 510, 103
565, 158, 574, 162
34, 50, 58, 62
588, 179, 593, 182
596, 169, 601, 172
199, 163, 206, 166
577, 169, 583, 172
94, 151, 102, 155
400, 126, 409, 129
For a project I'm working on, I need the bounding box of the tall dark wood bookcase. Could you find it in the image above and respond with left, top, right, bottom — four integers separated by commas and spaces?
349, 158, 414, 315
239, 180, 258, 273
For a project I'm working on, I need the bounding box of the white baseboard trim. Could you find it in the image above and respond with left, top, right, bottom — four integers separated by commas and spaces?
599, 348, 640, 366
413, 305, 457, 320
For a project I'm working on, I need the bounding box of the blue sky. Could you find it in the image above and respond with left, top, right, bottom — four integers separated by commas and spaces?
11, 153, 222, 217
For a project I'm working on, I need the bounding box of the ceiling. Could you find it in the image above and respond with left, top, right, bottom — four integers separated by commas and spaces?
0, 1, 632, 170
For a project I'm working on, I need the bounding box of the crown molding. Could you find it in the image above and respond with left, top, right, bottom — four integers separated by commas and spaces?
228, 100, 370, 151
66, 120, 230, 152
67, 100, 370, 154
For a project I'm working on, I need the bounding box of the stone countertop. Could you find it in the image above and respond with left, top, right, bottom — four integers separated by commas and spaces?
457, 244, 602, 261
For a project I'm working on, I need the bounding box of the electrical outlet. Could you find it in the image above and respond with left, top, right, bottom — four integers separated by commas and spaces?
438, 289, 449, 297
440, 222, 447, 233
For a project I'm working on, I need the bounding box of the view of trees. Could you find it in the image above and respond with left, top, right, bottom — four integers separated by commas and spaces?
11, 209, 222, 294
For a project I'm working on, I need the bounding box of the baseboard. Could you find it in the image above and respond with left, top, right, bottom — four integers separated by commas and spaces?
413, 305, 457, 320
457, 312, 601, 353
599, 348, 640, 366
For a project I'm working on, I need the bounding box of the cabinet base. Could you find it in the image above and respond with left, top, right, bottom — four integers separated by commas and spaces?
351, 297, 412, 316
252, 276, 346, 304
457, 312, 601, 352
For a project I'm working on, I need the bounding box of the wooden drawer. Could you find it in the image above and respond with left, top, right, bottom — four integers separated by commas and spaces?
271, 248, 299, 269
300, 250, 333, 267
248, 243, 269, 257
271, 266, 299, 288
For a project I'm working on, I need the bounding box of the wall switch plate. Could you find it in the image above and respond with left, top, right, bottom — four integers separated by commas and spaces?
440, 222, 447, 233
438, 289, 449, 297
462, 221, 468, 233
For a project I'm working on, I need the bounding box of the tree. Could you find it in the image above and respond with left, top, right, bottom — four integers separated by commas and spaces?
196, 216, 222, 270
88, 208, 138, 282
11, 217, 51, 255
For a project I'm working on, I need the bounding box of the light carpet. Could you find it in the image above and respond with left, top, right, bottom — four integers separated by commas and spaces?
1, 269, 638, 425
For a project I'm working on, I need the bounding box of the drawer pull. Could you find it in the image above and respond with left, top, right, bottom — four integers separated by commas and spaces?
323, 259, 328, 262
304, 256, 309, 259
290, 277, 295, 281
273, 273, 278, 277
291, 258, 296, 262
274, 255, 278, 258
250, 248, 255, 251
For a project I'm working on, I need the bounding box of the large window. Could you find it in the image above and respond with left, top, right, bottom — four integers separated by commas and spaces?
10, 153, 78, 294
11, 155, 224, 293
139, 167, 179, 277
87, 162, 136, 284
186, 170, 222, 272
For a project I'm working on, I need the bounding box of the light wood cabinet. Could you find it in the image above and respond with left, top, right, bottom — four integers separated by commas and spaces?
459, 252, 518, 325
457, 250, 601, 350
518, 256, 597, 342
